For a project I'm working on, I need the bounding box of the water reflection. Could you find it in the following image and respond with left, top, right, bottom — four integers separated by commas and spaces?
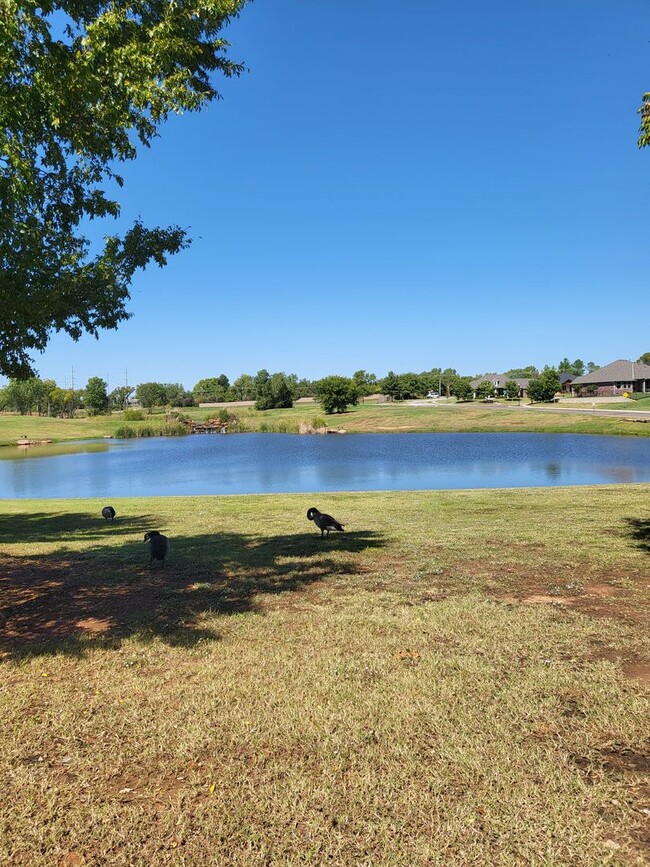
0, 433, 649, 499
545, 463, 561, 478
0, 441, 109, 461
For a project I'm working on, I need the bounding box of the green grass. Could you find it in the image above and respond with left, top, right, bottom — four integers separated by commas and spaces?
1, 487, 649, 864
2, 399, 650, 447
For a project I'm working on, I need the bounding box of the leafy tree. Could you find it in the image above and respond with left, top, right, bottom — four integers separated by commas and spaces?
269, 373, 294, 409
639, 91, 650, 148
136, 382, 166, 413
1, 379, 34, 414
527, 367, 561, 403
476, 381, 496, 399
1, 0, 247, 379
452, 377, 474, 402
504, 365, 538, 378
504, 380, 522, 400
160, 383, 194, 407
290, 376, 314, 399
439, 368, 459, 398
232, 374, 255, 401
381, 371, 402, 401
315, 376, 359, 414
397, 373, 422, 400
84, 376, 109, 415
109, 385, 134, 412
193, 377, 229, 403
558, 358, 585, 376
352, 370, 378, 402
637, 352, 650, 366
253, 369, 273, 410
587, 361, 600, 373
254, 370, 294, 410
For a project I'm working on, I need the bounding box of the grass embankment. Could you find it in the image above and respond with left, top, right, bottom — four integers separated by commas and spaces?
1, 487, 649, 865
2, 399, 650, 446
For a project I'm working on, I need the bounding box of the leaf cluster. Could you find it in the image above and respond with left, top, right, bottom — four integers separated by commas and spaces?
1, 0, 247, 377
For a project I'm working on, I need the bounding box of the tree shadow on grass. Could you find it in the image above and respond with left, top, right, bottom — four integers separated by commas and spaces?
0, 510, 158, 544
0, 519, 386, 660
625, 517, 650, 554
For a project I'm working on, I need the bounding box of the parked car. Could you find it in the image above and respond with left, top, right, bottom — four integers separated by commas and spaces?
427, 391, 439, 399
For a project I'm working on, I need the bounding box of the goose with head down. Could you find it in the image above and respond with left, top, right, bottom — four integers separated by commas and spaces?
144, 531, 169, 565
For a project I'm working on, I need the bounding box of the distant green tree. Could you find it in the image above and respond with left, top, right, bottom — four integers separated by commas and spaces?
109, 386, 134, 412
527, 367, 561, 403
352, 370, 378, 402
253, 370, 294, 410
381, 371, 402, 401
290, 376, 314, 398
439, 368, 459, 398
1, 379, 34, 414
397, 373, 422, 400
269, 372, 294, 409
84, 377, 109, 415
254, 369, 273, 410
503, 365, 538, 378
193, 376, 229, 403
558, 358, 585, 376
637, 352, 650, 365
315, 376, 359, 414
587, 361, 600, 373
452, 377, 474, 401
504, 380, 522, 400
476, 381, 496, 399
232, 374, 255, 401
47, 387, 78, 417
136, 382, 166, 413
161, 383, 194, 407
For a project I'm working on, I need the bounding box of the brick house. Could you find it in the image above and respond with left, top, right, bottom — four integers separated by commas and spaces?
571, 359, 650, 396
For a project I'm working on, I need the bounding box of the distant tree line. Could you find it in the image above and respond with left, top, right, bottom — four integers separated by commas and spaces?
1, 354, 646, 417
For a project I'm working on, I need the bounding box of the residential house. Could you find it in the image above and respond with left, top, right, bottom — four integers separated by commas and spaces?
470, 374, 530, 398
559, 372, 576, 393
571, 359, 650, 396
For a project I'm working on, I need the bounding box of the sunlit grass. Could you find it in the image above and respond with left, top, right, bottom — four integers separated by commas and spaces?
1, 486, 649, 864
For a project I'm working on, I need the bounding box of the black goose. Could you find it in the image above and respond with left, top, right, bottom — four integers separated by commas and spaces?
144, 531, 169, 565
101, 505, 116, 521
307, 507, 344, 537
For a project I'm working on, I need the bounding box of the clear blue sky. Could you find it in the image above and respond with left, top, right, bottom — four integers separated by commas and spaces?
29, 0, 650, 391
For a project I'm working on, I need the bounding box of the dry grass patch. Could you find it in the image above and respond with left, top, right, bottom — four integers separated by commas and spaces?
1, 487, 649, 865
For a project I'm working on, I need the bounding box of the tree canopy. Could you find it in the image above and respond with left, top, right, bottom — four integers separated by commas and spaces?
639, 92, 650, 149
1, 0, 247, 378
314, 376, 359, 415
527, 367, 561, 403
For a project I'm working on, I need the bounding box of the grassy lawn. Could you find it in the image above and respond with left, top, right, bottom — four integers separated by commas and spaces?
1, 487, 649, 865
600, 398, 650, 412
2, 400, 650, 446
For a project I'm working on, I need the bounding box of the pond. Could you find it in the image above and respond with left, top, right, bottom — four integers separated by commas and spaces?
1, 432, 650, 499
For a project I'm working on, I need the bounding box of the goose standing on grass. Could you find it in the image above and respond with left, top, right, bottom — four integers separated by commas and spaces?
307, 507, 345, 537
102, 505, 116, 521
144, 531, 169, 565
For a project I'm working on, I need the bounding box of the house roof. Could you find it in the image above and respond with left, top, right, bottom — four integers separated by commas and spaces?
559, 372, 575, 384
571, 359, 650, 385
470, 374, 530, 388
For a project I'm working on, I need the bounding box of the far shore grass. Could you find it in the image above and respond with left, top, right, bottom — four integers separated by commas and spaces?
2, 397, 650, 447
1, 486, 649, 865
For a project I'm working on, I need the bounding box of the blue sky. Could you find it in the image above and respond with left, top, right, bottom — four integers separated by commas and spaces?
29, 0, 650, 391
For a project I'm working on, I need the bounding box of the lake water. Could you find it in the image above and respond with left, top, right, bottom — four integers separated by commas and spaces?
0, 433, 649, 499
